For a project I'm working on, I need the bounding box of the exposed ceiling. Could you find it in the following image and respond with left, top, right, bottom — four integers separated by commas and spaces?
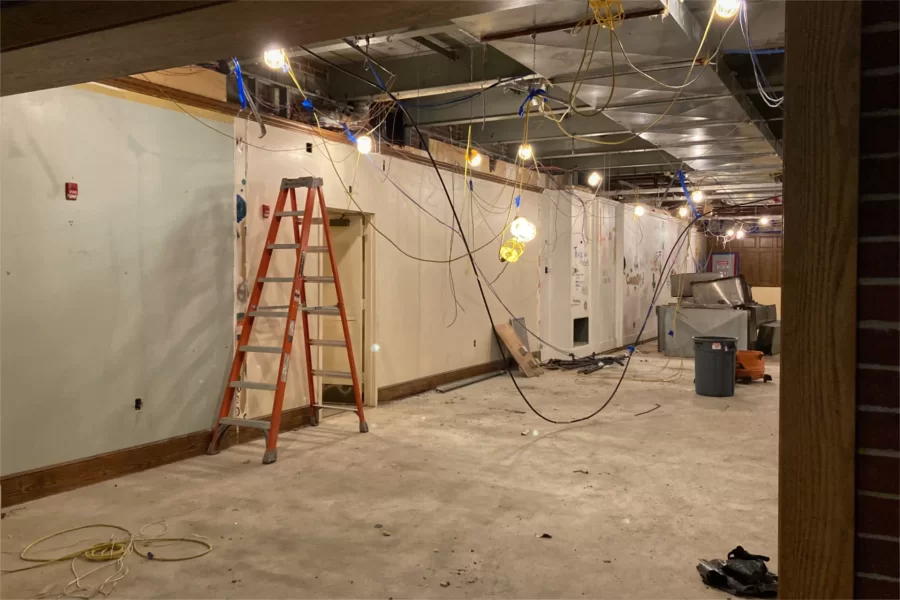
1, 0, 784, 214
302, 0, 786, 212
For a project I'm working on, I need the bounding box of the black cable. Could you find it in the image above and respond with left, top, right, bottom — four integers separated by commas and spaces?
301, 43, 774, 424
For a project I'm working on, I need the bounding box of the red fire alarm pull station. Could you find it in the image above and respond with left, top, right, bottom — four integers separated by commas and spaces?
65, 182, 78, 201
261, 204, 271, 219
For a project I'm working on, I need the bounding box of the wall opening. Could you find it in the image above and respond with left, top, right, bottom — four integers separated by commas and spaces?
573, 317, 589, 346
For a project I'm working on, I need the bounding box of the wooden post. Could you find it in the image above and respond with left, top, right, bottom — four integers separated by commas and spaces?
780, 1, 860, 598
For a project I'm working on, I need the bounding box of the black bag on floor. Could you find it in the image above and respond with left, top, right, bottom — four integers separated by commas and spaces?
697, 546, 778, 597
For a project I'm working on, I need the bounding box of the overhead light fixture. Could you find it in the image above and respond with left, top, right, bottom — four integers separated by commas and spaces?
692, 190, 705, 204
517, 144, 533, 161
510, 217, 537, 243
634, 205, 646, 217
466, 149, 482, 167
736, 229, 746, 239
587, 171, 603, 187
725, 228, 735, 238
759, 216, 770, 226
499, 239, 524, 263
714, 0, 741, 19
263, 48, 286, 70
678, 206, 689, 218
356, 135, 373, 155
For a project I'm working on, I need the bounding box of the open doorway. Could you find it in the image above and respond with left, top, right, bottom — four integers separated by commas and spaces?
316, 212, 377, 408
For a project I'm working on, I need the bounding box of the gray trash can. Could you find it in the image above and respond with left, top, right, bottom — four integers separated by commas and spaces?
693, 336, 737, 397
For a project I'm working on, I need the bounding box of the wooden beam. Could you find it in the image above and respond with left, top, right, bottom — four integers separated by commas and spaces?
780, 1, 860, 598
1, 1, 537, 96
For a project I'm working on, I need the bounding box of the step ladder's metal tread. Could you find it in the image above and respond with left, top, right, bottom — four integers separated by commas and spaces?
258, 277, 294, 283
249, 310, 289, 318
275, 210, 304, 217
240, 345, 282, 354
305, 276, 335, 283
302, 306, 340, 315
267, 243, 301, 249
309, 339, 347, 347
256, 305, 289, 310
312, 369, 354, 380
220, 417, 271, 430
313, 403, 359, 412
229, 381, 277, 391
281, 177, 323, 189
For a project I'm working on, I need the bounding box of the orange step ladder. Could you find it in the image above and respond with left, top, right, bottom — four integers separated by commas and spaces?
208, 176, 367, 464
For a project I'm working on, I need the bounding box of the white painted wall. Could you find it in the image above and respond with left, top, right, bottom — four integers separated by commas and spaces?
233, 121, 542, 417
0, 86, 234, 475
0, 84, 704, 476
619, 203, 704, 346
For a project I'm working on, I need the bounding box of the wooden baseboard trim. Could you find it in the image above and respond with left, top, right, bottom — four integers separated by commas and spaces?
0, 405, 314, 508
378, 358, 512, 404
1, 356, 538, 508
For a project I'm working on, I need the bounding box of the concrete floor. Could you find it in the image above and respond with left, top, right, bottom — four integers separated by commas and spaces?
1, 345, 779, 599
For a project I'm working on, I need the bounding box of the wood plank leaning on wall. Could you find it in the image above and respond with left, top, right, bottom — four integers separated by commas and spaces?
780, 1, 860, 598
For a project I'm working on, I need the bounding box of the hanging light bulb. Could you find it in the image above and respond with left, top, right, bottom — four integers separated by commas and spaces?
263, 48, 286, 70
692, 190, 705, 204
499, 239, 524, 263
725, 229, 735, 238
678, 206, 689, 218
736, 229, 746, 239
466, 149, 482, 167
714, 0, 741, 19
517, 144, 533, 161
587, 171, 603, 187
634, 205, 646, 217
510, 217, 537, 243
356, 135, 373, 155
759, 216, 770, 226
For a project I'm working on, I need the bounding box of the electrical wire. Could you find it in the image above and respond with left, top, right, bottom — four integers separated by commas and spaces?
739, 1, 784, 108
299, 40, 777, 425
3, 522, 211, 599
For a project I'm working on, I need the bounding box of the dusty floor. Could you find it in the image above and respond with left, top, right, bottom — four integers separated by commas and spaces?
1, 344, 779, 599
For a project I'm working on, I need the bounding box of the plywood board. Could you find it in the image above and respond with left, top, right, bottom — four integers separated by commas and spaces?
494, 323, 543, 377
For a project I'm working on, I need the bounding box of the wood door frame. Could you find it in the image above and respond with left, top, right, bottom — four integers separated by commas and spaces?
780, 1, 860, 597
316, 209, 377, 408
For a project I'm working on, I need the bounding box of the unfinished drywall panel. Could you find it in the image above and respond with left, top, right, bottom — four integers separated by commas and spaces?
0, 85, 233, 475
592, 196, 618, 352
236, 122, 540, 406
619, 205, 695, 345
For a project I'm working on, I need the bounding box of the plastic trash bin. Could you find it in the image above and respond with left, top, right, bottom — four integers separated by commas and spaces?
693, 336, 737, 397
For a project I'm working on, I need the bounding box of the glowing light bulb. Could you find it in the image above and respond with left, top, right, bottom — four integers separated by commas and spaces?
499, 239, 524, 263
510, 217, 537, 243
371, 343, 381, 352
736, 229, 746, 239
714, 0, 741, 19
466, 149, 482, 167
634, 205, 645, 217
759, 216, 770, 226
726, 229, 735, 238
356, 135, 373, 155
678, 206, 689, 218
517, 144, 533, 161
588, 171, 602, 187
263, 48, 286, 70
692, 190, 705, 204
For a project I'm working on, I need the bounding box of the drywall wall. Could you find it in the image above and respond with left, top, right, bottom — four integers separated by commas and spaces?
0, 85, 234, 475
233, 120, 542, 417
537, 188, 619, 358
619, 204, 704, 345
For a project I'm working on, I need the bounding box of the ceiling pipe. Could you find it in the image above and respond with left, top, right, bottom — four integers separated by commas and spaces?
360, 73, 542, 102
479, 7, 666, 42
540, 137, 769, 159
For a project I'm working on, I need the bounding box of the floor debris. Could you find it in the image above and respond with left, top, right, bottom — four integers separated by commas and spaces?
697, 546, 777, 597
536, 533, 553, 539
